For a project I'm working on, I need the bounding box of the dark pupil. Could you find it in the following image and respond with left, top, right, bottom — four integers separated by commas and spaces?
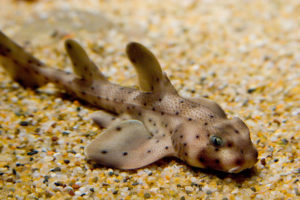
211, 136, 222, 146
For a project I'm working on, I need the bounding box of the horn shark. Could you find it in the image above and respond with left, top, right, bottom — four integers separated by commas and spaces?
0, 31, 258, 173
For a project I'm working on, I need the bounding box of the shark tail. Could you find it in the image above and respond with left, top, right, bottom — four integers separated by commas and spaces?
0, 31, 49, 88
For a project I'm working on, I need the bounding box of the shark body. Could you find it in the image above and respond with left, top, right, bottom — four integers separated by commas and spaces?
0, 31, 258, 173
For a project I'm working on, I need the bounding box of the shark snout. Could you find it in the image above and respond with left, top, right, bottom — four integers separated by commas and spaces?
228, 146, 258, 173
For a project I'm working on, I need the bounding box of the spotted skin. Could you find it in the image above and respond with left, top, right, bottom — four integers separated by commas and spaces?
0, 31, 258, 173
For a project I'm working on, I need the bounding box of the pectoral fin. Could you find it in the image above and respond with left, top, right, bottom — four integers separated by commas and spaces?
126, 42, 177, 94
86, 120, 174, 169
65, 39, 107, 82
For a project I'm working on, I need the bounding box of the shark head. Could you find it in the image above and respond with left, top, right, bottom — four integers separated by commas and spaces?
174, 117, 258, 173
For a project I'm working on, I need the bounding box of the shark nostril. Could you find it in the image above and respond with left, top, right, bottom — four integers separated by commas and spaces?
235, 158, 244, 166
198, 157, 205, 163
252, 149, 258, 163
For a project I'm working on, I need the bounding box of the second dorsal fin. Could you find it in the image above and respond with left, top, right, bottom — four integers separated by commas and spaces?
126, 42, 177, 94
65, 39, 107, 83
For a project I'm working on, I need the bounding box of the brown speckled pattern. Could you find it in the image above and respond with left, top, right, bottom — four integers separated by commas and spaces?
0, 0, 299, 199
0, 31, 258, 173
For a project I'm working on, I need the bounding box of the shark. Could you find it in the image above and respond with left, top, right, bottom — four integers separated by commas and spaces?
0, 31, 258, 173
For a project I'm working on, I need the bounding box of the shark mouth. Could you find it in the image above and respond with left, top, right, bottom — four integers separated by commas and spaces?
228, 166, 242, 173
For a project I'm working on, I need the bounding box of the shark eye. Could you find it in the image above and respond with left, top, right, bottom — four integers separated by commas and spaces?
210, 135, 223, 147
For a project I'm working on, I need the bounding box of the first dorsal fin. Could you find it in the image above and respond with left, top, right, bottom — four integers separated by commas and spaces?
126, 42, 177, 94
64, 39, 107, 83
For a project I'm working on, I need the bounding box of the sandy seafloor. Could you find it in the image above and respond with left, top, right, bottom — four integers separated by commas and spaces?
0, 0, 299, 199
